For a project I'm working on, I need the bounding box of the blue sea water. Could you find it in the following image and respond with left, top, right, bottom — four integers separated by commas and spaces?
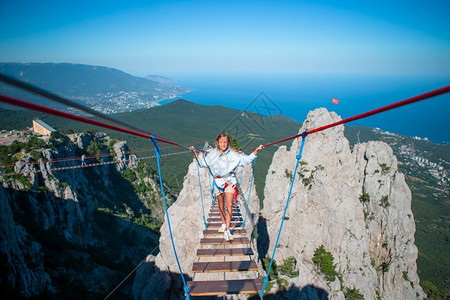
166, 73, 450, 144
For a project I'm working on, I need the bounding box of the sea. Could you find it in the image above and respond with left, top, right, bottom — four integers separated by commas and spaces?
164, 73, 450, 144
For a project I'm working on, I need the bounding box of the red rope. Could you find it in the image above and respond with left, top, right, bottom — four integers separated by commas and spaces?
2, 84, 449, 153
306, 85, 450, 135
0, 94, 188, 149
247, 85, 450, 151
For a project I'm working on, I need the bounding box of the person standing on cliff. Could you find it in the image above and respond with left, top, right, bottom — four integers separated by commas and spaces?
191, 132, 263, 241
81, 154, 87, 167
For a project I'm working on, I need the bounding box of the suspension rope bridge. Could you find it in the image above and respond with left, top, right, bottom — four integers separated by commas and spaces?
0, 73, 448, 298
0, 144, 199, 176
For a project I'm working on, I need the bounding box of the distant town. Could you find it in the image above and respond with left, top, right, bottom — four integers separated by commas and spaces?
67, 86, 192, 115
372, 127, 449, 193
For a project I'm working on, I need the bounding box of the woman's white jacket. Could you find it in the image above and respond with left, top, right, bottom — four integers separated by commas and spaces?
197, 147, 257, 188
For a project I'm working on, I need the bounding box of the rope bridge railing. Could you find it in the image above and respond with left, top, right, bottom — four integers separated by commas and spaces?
0, 140, 206, 176
0, 148, 192, 177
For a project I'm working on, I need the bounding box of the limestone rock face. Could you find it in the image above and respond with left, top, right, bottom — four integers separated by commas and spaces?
68, 132, 104, 150
0, 185, 53, 296
261, 108, 424, 299
353, 142, 422, 299
132, 255, 172, 300
0, 132, 152, 297
113, 140, 137, 172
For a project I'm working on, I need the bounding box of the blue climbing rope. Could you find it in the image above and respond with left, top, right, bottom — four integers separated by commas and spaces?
259, 131, 307, 298
195, 160, 208, 230
202, 155, 217, 206
208, 170, 216, 206
150, 136, 190, 299
237, 164, 245, 201
202, 143, 216, 206
243, 159, 256, 228
239, 164, 244, 190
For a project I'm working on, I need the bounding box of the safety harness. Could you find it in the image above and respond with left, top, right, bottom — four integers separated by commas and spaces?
213, 174, 239, 203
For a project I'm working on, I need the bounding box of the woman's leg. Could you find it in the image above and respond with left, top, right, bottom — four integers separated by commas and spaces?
217, 193, 226, 225
224, 192, 234, 230
224, 192, 235, 240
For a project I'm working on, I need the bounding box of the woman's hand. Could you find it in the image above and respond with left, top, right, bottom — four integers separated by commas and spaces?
190, 146, 199, 160
253, 144, 264, 155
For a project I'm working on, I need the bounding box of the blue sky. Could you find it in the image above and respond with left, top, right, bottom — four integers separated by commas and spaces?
0, 0, 449, 77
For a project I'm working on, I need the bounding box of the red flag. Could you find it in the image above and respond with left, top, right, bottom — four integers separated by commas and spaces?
332, 98, 339, 104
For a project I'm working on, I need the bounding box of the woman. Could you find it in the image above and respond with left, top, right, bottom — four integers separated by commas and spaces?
192, 132, 263, 241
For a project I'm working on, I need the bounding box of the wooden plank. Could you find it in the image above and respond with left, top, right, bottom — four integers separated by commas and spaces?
192, 260, 258, 273
211, 203, 239, 207
210, 208, 240, 213
207, 217, 242, 223
210, 211, 240, 215
203, 229, 247, 236
209, 212, 241, 217
187, 279, 262, 296
200, 237, 250, 245
207, 216, 242, 220
211, 205, 239, 209
207, 222, 242, 229
211, 205, 239, 208
196, 247, 253, 257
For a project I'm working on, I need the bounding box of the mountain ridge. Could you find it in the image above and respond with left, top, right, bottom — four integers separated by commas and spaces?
0, 62, 191, 113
